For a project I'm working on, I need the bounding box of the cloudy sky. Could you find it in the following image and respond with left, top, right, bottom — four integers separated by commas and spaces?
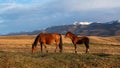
0, 0, 120, 34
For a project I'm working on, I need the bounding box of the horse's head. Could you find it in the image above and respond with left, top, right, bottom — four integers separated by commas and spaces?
32, 44, 37, 53
65, 32, 72, 38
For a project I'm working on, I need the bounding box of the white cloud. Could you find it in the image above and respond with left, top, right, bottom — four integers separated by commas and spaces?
0, 0, 120, 34
1, 0, 119, 14
50, 0, 120, 12
0, 4, 14, 13
86, 0, 120, 8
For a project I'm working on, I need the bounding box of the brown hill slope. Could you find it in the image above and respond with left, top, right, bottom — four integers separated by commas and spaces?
0, 35, 120, 45
89, 36, 120, 45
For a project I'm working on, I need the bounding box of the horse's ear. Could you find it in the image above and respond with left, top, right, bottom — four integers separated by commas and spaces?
66, 31, 71, 34
68, 31, 72, 34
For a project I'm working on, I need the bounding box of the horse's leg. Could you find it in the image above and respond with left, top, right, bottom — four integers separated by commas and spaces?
32, 46, 36, 53
55, 42, 59, 52
43, 43, 48, 53
85, 42, 89, 53
40, 43, 43, 52
74, 44, 77, 53
33, 46, 37, 53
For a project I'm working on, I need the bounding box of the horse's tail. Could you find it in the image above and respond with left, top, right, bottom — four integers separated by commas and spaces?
85, 37, 90, 53
59, 34, 63, 53
32, 34, 40, 53
86, 37, 89, 48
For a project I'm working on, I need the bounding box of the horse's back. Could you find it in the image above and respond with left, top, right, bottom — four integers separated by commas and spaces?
39, 33, 60, 44
75, 36, 89, 44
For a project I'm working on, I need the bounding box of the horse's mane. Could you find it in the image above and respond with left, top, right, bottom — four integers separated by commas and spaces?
40, 32, 46, 34
67, 32, 77, 37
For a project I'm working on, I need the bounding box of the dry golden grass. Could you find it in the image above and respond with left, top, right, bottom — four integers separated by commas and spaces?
0, 35, 120, 54
1, 35, 120, 45
0, 35, 120, 68
89, 36, 120, 45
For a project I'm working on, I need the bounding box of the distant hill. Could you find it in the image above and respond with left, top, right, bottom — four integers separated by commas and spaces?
45, 22, 120, 36
6, 20, 120, 36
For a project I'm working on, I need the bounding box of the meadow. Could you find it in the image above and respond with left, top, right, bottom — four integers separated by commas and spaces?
0, 35, 120, 68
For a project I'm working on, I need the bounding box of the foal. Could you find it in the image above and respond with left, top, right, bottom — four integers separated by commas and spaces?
65, 32, 89, 53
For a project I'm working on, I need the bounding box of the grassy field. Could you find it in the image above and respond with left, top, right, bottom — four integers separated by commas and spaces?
0, 35, 120, 68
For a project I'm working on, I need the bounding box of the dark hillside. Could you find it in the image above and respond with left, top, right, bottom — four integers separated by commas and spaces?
45, 21, 120, 36
6, 20, 120, 36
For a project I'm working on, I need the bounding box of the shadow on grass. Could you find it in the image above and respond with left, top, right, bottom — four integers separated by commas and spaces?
92, 53, 111, 57
0, 51, 5, 53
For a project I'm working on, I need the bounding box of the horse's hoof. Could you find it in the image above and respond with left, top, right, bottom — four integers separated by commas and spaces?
59, 50, 62, 53
86, 51, 89, 54
75, 51, 77, 53
54, 51, 56, 53
46, 50, 48, 53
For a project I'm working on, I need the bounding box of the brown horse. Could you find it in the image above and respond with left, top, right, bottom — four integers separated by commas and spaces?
65, 32, 89, 53
32, 32, 62, 53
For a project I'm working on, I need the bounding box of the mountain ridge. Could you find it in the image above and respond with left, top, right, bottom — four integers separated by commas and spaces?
5, 20, 120, 36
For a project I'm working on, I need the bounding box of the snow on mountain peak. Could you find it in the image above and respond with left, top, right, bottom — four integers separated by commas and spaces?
73, 21, 93, 25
